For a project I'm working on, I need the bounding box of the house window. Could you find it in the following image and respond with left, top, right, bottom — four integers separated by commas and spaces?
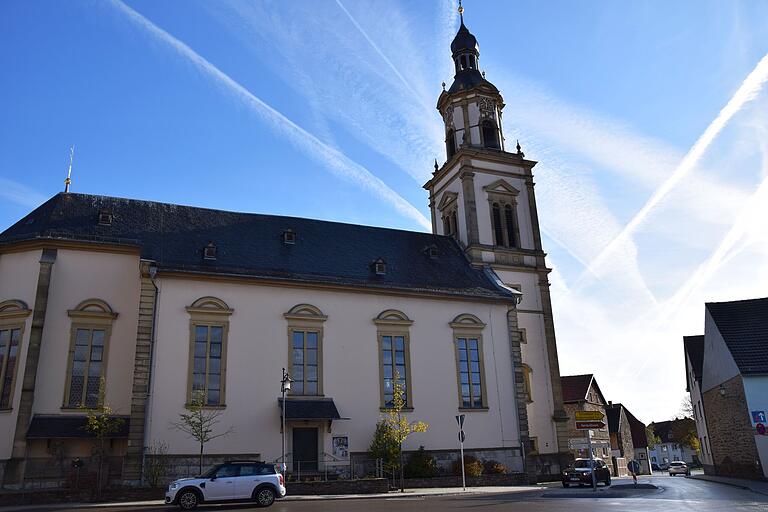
0, 327, 21, 409
374, 310, 413, 409
186, 297, 233, 407
450, 314, 488, 410
98, 211, 113, 226
285, 304, 326, 396
64, 299, 117, 409
522, 364, 533, 403
481, 120, 500, 149
373, 258, 387, 275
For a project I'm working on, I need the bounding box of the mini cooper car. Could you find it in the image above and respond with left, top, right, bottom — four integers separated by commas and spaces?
165, 461, 286, 509
561, 458, 612, 487
668, 461, 691, 476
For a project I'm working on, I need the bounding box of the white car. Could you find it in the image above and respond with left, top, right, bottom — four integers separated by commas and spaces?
668, 461, 690, 476
165, 461, 286, 509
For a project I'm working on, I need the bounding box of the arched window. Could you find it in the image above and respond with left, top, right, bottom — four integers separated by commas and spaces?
504, 204, 516, 247
284, 304, 327, 396
446, 129, 457, 159
0, 300, 30, 409
482, 120, 500, 149
373, 310, 413, 408
491, 203, 503, 246
186, 296, 233, 407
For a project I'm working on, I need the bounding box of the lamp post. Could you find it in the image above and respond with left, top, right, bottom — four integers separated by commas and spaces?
281, 368, 292, 476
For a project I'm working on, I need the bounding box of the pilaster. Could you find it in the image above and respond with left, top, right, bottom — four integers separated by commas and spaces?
460, 171, 479, 245
123, 261, 158, 484
3, 249, 56, 487
507, 308, 534, 482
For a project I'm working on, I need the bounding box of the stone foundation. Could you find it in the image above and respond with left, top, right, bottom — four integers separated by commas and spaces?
287, 478, 388, 495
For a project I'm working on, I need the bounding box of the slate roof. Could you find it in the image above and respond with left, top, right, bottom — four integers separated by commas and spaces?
560, 374, 607, 404
0, 193, 519, 301
27, 415, 130, 439
278, 399, 341, 420
683, 335, 705, 387
706, 297, 768, 374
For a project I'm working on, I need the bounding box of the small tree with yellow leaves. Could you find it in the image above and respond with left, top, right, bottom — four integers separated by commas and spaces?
83, 378, 124, 498
383, 371, 428, 492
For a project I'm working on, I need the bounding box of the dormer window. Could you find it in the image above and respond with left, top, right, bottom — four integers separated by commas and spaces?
423, 245, 439, 259
98, 211, 113, 226
203, 242, 217, 261
282, 229, 296, 245
373, 258, 387, 275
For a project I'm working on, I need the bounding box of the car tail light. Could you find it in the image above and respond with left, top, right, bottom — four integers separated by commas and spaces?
279, 473, 284, 486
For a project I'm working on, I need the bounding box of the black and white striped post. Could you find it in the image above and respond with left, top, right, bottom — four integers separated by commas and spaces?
456, 414, 466, 490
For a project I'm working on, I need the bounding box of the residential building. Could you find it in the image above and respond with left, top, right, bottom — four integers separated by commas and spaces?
0, 11, 569, 487
561, 375, 610, 460
648, 419, 698, 467
696, 297, 768, 479
684, 335, 713, 470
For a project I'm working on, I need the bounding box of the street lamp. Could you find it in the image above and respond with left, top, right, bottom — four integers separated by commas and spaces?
280, 368, 292, 476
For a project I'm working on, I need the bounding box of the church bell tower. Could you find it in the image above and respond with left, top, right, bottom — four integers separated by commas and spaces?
425, 3, 571, 466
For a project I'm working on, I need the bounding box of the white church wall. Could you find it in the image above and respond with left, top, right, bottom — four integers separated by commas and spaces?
147, 277, 522, 464
33, 249, 141, 416
0, 249, 41, 460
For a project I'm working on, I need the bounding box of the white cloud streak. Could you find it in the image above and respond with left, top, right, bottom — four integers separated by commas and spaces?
576, 52, 768, 286
0, 179, 47, 209
107, 0, 431, 230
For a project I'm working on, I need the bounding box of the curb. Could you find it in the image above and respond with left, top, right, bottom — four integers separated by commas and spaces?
0, 486, 545, 511
686, 475, 768, 497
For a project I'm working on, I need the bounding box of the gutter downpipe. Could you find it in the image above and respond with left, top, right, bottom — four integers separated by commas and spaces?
140, 262, 160, 486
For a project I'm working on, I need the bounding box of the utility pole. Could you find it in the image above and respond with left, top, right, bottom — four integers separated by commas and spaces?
588, 429, 596, 491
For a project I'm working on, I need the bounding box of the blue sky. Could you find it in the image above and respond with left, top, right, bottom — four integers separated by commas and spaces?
1, 0, 767, 423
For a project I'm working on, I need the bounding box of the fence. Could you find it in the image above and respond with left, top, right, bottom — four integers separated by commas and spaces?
278, 456, 384, 482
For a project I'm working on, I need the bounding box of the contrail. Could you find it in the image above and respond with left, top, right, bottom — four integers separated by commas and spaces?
657, 172, 768, 324
575, 52, 768, 288
335, 0, 432, 115
108, 0, 431, 230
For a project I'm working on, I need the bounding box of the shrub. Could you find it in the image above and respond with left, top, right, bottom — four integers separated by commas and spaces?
452, 455, 483, 477
368, 420, 399, 472
404, 446, 439, 478
483, 459, 507, 474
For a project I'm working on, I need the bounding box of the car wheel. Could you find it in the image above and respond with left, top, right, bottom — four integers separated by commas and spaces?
177, 490, 200, 510
604, 477, 611, 486
254, 486, 276, 507
562, 482, 570, 488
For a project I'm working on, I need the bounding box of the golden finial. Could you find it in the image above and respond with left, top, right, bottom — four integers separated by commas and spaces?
441, 81, 446, 91
64, 145, 74, 193
458, 0, 464, 23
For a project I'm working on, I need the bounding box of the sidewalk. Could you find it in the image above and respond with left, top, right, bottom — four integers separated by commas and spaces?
0, 485, 544, 511
687, 474, 768, 496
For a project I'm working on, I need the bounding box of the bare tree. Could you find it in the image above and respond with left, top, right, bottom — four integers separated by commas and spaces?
170, 390, 234, 475
679, 396, 694, 419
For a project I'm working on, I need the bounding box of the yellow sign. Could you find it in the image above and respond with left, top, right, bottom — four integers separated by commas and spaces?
575, 411, 604, 421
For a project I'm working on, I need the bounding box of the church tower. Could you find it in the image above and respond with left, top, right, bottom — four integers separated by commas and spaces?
425, 6, 570, 470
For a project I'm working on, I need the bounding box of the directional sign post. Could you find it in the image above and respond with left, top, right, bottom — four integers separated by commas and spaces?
576, 421, 606, 430
456, 414, 466, 490
575, 411, 605, 421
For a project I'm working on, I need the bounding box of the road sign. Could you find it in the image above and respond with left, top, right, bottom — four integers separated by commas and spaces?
757, 423, 766, 436
456, 414, 465, 429
752, 411, 766, 424
628, 460, 640, 474
575, 411, 604, 421
459, 430, 466, 443
568, 439, 609, 449
576, 421, 606, 430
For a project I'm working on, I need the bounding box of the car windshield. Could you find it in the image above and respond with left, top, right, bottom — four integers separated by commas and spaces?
670, 462, 686, 466
573, 460, 596, 469
201, 465, 222, 478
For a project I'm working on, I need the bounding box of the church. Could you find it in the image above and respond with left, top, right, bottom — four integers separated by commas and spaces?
0, 11, 569, 487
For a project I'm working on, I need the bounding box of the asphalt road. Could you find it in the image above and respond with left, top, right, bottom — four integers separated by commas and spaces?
18, 475, 768, 512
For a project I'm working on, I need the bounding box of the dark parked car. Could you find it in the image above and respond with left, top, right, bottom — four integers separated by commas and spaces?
651, 463, 661, 471
562, 458, 611, 487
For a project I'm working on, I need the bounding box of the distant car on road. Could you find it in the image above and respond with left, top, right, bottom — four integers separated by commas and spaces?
668, 461, 691, 476
561, 458, 612, 487
165, 461, 286, 510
